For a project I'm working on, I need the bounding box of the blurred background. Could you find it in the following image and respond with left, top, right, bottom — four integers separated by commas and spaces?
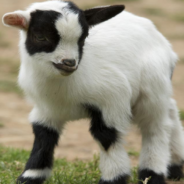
0, 0, 183, 168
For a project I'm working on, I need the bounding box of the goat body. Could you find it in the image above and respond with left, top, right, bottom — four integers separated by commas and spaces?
2, 1, 184, 184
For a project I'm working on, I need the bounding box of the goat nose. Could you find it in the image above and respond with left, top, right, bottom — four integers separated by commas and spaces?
62, 59, 76, 67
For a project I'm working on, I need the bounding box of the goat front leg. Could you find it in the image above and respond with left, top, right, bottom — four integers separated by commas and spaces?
85, 104, 131, 184
17, 123, 60, 184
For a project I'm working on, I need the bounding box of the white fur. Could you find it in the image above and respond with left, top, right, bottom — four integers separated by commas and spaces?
2, 0, 183, 181
138, 114, 172, 176
169, 99, 184, 165
22, 168, 51, 178
100, 139, 130, 181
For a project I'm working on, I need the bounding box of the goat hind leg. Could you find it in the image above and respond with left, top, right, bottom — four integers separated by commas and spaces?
167, 99, 184, 180
137, 98, 172, 184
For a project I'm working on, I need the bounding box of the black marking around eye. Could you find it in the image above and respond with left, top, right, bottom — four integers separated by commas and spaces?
67, 2, 89, 61
26, 10, 61, 55
78, 11, 89, 61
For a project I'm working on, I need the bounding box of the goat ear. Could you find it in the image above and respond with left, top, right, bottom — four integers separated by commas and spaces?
2, 11, 29, 30
83, 5, 125, 26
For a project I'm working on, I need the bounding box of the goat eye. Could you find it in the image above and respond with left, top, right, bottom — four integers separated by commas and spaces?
34, 34, 47, 42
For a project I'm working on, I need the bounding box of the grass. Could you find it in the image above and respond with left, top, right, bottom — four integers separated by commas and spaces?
128, 150, 139, 157
0, 146, 100, 184
0, 80, 23, 95
0, 58, 22, 95
45, 155, 100, 184
180, 110, 184, 121
0, 58, 19, 77
129, 167, 139, 184
1, 147, 184, 184
0, 32, 10, 48
0, 41, 10, 48
180, 58, 184, 63
143, 8, 165, 16
0, 118, 4, 128
105, 0, 140, 3
0, 146, 29, 184
172, 14, 184, 22
168, 34, 184, 40
0, 146, 140, 184
0, 122, 4, 128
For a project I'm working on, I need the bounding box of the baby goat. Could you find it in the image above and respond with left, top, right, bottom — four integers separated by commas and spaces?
2, 0, 184, 184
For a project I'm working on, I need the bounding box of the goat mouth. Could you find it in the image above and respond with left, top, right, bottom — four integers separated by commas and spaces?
52, 63, 78, 73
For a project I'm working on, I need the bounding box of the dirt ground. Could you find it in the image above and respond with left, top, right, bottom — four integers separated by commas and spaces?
0, 0, 184, 183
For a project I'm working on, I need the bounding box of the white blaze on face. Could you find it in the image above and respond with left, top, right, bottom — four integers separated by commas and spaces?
54, 12, 82, 63
56, 12, 82, 41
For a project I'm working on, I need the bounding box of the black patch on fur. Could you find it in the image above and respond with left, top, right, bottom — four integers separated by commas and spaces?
17, 176, 45, 184
67, 2, 89, 61
138, 169, 166, 184
77, 12, 89, 61
26, 10, 61, 55
84, 5, 125, 26
24, 124, 59, 170
99, 175, 128, 184
84, 104, 118, 151
67, 1, 80, 14
168, 164, 184, 181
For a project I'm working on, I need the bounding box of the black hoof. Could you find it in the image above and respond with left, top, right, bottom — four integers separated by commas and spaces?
99, 175, 128, 184
17, 176, 45, 184
167, 164, 184, 181
138, 169, 166, 184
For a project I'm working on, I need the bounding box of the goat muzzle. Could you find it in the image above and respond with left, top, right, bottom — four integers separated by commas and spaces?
53, 59, 77, 74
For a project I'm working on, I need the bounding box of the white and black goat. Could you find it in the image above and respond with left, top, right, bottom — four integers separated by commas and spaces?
2, 1, 184, 184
